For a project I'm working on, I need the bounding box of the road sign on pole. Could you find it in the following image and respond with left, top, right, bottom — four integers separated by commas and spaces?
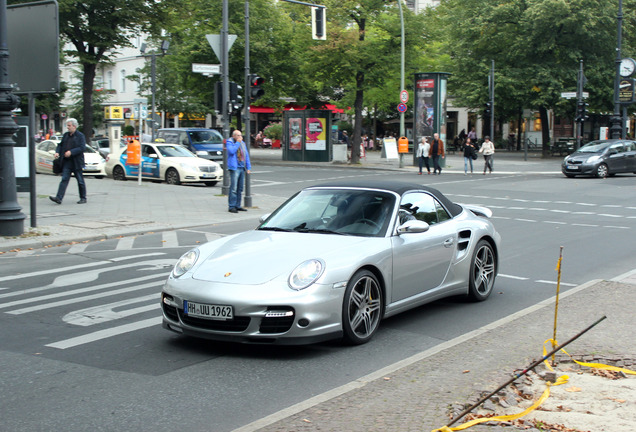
400, 90, 409, 104
397, 103, 407, 113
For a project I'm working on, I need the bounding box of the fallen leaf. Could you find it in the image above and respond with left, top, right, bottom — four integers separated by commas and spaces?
463, 370, 470, 374
302, 419, 312, 423
565, 386, 581, 392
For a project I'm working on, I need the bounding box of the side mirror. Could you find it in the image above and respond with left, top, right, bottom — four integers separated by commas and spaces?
259, 213, 271, 224
397, 220, 430, 234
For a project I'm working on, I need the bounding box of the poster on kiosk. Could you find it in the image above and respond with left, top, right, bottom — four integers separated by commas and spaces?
413, 73, 450, 167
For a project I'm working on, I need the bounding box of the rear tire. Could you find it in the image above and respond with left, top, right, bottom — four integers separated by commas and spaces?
468, 240, 496, 301
342, 270, 383, 345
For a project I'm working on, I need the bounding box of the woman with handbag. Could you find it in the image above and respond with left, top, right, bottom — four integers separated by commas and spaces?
463, 137, 476, 175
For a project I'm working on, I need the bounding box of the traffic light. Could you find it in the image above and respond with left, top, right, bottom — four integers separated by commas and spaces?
484, 102, 492, 116
249, 74, 265, 102
312, 6, 326, 40
576, 101, 589, 123
229, 81, 243, 112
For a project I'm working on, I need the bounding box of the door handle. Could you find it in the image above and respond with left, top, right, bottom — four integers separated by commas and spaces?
443, 238, 455, 248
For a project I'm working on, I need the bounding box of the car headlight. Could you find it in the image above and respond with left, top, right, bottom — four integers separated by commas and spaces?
173, 249, 199, 278
586, 155, 601, 163
289, 259, 324, 290
196, 150, 209, 156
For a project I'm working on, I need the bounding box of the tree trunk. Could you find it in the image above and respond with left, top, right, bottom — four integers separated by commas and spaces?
350, 17, 366, 165
351, 72, 364, 164
540, 106, 550, 158
82, 63, 97, 139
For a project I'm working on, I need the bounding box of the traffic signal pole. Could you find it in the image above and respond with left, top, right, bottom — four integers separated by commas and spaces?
221, 0, 230, 195
243, 0, 252, 208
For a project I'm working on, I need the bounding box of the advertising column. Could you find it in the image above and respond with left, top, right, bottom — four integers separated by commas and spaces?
413, 73, 450, 167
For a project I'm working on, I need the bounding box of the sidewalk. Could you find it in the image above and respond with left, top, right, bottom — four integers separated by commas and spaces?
240, 273, 636, 432
1, 148, 563, 253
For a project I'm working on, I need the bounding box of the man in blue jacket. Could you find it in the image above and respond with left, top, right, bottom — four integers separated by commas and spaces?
225, 129, 251, 213
49, 118, 87, 204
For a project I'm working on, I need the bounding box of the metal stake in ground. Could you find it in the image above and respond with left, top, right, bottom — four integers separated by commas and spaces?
445, 315, 607, 428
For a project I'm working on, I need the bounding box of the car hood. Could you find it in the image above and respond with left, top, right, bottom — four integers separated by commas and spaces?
84, 153, 104, 164
191, 230, 374, 284
566, 151, 602, 161
164, 157, 219, 167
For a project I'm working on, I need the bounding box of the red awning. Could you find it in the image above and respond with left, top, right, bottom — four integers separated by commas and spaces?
248, 103, 345, 114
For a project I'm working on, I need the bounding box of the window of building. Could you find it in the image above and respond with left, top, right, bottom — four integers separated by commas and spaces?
120, 69, 126, 93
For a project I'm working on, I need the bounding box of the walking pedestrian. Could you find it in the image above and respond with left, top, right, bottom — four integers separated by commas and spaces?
416, 136, 431, 175
463, 137, 476, 175
478, 135, 495, 174
226, 129, 251, 213
49, 118, 87, 205
428, 133, 445, 175
467, 127, 477, 142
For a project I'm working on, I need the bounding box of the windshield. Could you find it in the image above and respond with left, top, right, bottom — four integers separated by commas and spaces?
578, 141, 611, 153
259, 189, 396, 237
157, 145, 196, 158
188, 130, 223, 145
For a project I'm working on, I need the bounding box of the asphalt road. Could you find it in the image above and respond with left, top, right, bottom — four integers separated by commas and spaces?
1, 164, 635, 431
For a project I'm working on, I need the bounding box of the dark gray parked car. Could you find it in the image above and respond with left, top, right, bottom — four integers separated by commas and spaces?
562, 139, 636, 178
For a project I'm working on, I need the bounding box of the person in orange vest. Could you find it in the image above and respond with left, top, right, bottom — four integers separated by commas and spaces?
428, 132, 445, 175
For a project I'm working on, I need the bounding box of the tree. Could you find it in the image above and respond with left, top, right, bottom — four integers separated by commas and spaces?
55, 0, 172, 138
432, 0, 633, 155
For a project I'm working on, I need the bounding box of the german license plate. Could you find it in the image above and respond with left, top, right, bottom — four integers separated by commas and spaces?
183, 300, 233, 320
566, 165, 579, 170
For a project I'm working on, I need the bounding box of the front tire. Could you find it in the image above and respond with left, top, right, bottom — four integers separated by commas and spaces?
468, 240, 496, 301
342, 270, 383, 345
595, 163, 608, 178
166, 168, 181, 185
204, 181, 218, 187
112, 165, 127, 181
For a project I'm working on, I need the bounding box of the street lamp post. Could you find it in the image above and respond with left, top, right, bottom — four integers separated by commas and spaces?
611, 0, 623, 139
141, 40, 169, 142
397, 0, 405, 168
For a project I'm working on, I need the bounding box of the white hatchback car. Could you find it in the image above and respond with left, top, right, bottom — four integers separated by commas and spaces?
105, 142, 223, 186
35, 139, 106, 178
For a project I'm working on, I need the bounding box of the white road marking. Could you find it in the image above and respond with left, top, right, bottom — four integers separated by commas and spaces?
63, 294, 160, 326
0, 273, 168, 310
115, 236, 135, 250
535, 280, 578, 287
498, 274, 529, 280
0, 259, 173, 300
161, 231, 179, 248
7, 280, 165, 315
46, 317, 162, 350
0, 252, 165, 283
67, 243, 90, 254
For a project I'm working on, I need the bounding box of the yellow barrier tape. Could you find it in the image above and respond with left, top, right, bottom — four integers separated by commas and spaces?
543, 338, 636, 375
431, 376, 569, 432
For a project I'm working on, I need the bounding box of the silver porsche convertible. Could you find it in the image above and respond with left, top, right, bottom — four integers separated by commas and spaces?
161, 180, 501, 345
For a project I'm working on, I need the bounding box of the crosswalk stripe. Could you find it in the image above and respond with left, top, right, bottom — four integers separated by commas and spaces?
161, 231, 179, 248
67, 243, 89, 254
115, 236, 135, 250
46, 316, 162, 349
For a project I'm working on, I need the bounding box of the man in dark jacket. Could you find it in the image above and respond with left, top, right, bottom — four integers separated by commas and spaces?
49, 118, 87, 204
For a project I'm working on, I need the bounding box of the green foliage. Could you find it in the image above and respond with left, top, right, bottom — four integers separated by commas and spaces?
263, 122, 282, 141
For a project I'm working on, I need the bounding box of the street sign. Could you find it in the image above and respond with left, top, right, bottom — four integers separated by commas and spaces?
206, 34, 237, 62
397, 103, 407, 113
192, 63, 221, 74
561, 91, 589, 99
400, 90, 409, 104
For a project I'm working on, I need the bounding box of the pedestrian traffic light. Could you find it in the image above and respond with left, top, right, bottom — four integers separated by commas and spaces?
229, 81, 243, 112
576, 101, 589, 123
484, 102, 492, 116
249, 74, 265, 102
312, 6, 326, 40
